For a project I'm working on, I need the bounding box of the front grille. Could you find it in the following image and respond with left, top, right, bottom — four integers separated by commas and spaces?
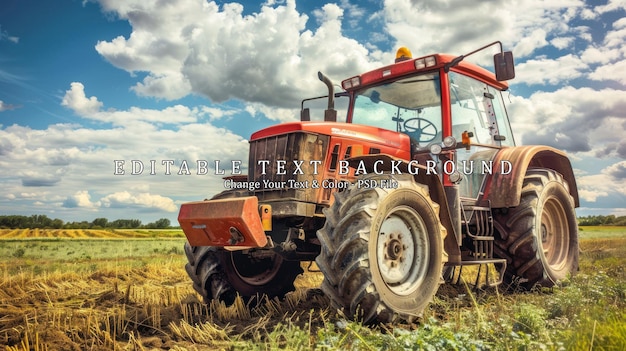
248, 132, 328, 203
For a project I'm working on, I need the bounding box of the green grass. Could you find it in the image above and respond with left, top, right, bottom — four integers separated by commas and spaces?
578, 225, 626, 239
0, 237, 187, 275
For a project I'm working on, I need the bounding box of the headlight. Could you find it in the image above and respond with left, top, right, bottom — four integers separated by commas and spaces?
342, 76, 360, 89
449, 171, 463, 184
429, 144, 442, 155
443, 136, 456, 147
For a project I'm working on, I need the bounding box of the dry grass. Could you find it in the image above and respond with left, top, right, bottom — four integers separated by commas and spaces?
0, 227, 624, 350
0, 228, 184, 239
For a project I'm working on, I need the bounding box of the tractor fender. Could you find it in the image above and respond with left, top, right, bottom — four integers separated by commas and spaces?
346, 154, 462, 264
483, 145, 579, 208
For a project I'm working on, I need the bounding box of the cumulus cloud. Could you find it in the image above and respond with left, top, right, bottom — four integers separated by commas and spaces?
605, 161, 626, 180
1, 86, 249, 220
577, 166, 626, 203
508, 87, 626, 155
100, 191, 178, 212
515, 54, 588, 85
63, 190, 100, 209
95, 0, 379, 108
2, 0, 625, 221
582, 15, 626, 85
61, 82, 207, 126
61, 82, 103, 116
382, 0, 585, 61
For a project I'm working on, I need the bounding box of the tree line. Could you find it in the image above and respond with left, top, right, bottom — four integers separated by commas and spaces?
0, 215, 173, 229
577, 215, 626, 226
2, 214, 624, 229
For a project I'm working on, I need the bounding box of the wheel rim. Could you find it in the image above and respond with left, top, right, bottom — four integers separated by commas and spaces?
230, 251, 282, 286
540, 195, 570, 271
376, 206, 429, 295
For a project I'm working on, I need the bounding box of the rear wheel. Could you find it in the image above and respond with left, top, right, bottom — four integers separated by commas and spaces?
316, 174, 446, 323
184, 244, 303, 305
493, 168, 578, 289
183, 190, 303, 304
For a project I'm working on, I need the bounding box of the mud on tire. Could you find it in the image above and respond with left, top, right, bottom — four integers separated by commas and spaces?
493, 168, 579, 290
315, 174, 446, 324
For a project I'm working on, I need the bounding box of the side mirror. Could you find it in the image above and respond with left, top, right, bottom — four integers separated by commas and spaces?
494, 51, 515, 81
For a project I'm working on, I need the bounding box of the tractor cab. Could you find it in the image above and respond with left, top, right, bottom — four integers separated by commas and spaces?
307, 41, 517, 200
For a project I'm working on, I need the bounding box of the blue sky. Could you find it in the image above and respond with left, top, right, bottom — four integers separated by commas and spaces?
1, 0, 625, 224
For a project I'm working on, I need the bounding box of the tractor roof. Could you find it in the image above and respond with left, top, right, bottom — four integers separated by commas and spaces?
342, 52, 509, 92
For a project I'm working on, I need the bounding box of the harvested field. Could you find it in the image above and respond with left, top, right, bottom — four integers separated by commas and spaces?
0, 227, 624, 350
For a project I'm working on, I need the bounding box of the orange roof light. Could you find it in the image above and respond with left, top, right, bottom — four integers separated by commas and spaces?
395, 47, 412, 63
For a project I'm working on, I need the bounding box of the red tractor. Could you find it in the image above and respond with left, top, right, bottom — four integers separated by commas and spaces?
178, 41, 579, 323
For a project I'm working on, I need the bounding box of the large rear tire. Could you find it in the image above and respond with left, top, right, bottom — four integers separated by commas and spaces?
316, 174, 446, 324
183, 189, 303, 304
493, 168, 579, 289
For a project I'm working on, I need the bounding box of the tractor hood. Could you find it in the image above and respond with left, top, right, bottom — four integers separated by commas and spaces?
250, 121, 411, 151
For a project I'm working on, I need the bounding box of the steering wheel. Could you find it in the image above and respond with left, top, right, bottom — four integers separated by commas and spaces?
403, 118, 437, 143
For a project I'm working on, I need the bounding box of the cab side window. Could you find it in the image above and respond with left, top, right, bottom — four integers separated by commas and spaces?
449, 72, 512, 146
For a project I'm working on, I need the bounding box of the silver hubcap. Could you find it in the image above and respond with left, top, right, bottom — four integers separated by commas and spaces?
377, 206, 429, 295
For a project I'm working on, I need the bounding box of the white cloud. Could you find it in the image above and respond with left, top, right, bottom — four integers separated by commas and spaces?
594, 0, 626, 14
245, 103, 299, 123
95, 0, 379, 109
2, 0, 626, 222
1, 87, 250, 221
100, 191, 177, 212
550, 36, 575, 50
577, 165, 626, 203
508, 87, 626, 154
514, 28, 549, 57
605, 160, 626, 180
582, 16, 626, 85
63, 190, 100, 209
61, 82, 207, 126
514, 54, 588, 85
61, 82, 103, 116
589, 60, 626, 85
382, 0, 585, 62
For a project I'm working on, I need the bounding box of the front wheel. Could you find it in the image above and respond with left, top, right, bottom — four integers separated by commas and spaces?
493, 168, 579, 289
316, 174, 447, 324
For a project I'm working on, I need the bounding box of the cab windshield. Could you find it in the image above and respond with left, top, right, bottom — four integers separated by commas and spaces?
351, 72, 442, 145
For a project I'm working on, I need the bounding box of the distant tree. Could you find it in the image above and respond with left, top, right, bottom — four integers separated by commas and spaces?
154, 218, 171, 229
614, 216, 626, 226
51, 218, 64, 229
578, 215, 623, 226
0, 215, 64, 228
110, 219, 142, 229
129, 219, 142, 228
92, 217, 109, 228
